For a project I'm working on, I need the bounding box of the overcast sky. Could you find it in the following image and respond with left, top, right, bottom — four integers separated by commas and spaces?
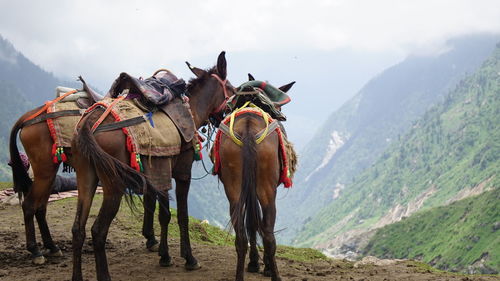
1, 0, 499, 84
1, 0, 500, 148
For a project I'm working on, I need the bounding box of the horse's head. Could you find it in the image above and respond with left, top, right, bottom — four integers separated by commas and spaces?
185, 51, 235, 128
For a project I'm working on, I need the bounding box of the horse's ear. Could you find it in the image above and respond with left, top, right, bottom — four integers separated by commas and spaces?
279, 81, 296, 93
248, 73, 255, 81
216, 51, 227, 80
185, 61, 206, 78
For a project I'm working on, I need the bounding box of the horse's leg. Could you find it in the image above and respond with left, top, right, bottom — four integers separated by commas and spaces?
247, 226, 260, 273
261, 202, 281, 281
72, 165, 98, 281
157, 191, 173, 267
36, 204, 63, 256
22, 164, 58, 264
175, 178, 200, 270
230, 201, 248, 281
142, 189, 158, 251
91, 188, 123, 281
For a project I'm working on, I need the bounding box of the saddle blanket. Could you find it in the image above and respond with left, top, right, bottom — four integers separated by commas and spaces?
90, 98, 182, 157
48, 100, 82, 147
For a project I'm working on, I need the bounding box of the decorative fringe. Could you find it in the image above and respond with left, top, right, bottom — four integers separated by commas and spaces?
284, 138, 297, 179
126, 135, 143, 172
193, 133, 203, 161
52, 143, 69, 165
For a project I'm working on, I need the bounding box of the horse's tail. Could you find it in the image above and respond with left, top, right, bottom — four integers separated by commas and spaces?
9, 108, 40, 196
233, 118, 262, 242
74, 114, 153, 207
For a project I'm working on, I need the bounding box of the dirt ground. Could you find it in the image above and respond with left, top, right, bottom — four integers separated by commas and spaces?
0, 197, 498, 281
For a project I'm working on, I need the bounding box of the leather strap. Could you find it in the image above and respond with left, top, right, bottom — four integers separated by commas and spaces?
93, 115, 147, 133
22, 109, 84, 128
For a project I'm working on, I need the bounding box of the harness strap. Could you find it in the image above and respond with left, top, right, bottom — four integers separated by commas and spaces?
22, 109, 84, 128
256, 120, 279, 140
24, 90, 78, 122
219, 122, 240, 141
210, 73, 230, 115
225, 102, 272, 147
93, 115, 147, 133
219, 117, 278, 144
91, 96, 125, 132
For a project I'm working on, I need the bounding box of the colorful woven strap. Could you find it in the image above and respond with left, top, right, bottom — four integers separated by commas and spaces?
91, 96, 125, 132
226, 102, 272, 146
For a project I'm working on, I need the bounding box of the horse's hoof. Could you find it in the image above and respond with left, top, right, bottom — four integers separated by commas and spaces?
49, 249, 63, 257
32, 255, 46, 265
185, 262, 201, 271
247, 263, 260, 273
159, 257, 173, 267
147, 242, 159, 252
43, 248, 63, 257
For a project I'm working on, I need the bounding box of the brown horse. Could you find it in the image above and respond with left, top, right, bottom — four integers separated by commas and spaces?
70, 51, 234, 281
9, 90, 99, 264
215, 82, 294, 281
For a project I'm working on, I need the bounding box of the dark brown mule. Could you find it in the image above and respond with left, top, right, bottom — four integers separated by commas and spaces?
217, 83, 294, 281
10, 105, 80, 264
71, 52, 234, 281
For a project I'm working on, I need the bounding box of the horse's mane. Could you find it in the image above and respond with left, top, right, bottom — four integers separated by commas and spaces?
186, 66, 217, 96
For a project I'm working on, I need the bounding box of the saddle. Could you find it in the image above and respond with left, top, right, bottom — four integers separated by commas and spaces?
227, 82, 289, 121
106, 70, 195, 143
107, 70, 186, 109
55, 76, 105, 109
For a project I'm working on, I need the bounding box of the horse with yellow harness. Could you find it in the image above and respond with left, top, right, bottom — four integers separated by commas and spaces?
212, 77, 297, 281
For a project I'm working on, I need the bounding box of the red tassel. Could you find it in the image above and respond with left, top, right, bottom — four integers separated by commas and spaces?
61, 153, 67, 162
130, 152, 137, 171
53, 156, 59, 164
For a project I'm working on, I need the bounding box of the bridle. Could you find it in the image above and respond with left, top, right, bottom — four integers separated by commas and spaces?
210, 73, 231, 117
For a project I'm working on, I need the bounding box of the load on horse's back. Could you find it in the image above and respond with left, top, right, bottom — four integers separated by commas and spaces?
213, 77, 297, 281
9, 78, 104, 265
70, 51, 234, 281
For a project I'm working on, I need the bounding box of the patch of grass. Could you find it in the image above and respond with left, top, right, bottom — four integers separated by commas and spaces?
276, 245, 328, 263
0, 181, 12, 191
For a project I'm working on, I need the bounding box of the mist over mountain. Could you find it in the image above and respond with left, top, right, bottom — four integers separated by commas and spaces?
0, 35, 78, 106
275, 33, 500, 244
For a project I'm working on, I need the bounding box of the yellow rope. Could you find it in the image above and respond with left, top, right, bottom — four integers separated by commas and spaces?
228, 102, 270, 146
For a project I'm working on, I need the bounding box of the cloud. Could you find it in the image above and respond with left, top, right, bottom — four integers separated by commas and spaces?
0, 0, 499, 87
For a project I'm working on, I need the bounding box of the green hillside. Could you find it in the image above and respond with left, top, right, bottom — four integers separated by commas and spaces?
276, 34, 499, 244
363, 189, 500, 274
295, 43, 500, 256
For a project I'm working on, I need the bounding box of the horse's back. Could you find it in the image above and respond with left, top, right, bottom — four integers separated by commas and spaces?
219, 114, 281, 200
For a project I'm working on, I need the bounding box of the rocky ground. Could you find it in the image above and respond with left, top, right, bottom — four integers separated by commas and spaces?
0, 195, 498, 281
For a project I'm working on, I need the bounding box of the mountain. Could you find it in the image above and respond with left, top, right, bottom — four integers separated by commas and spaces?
363, 189, 500, 274
0, 35, 79, 180
0, 35, 69, 105
294, 40, 500, 265
276, 33, 500, 244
